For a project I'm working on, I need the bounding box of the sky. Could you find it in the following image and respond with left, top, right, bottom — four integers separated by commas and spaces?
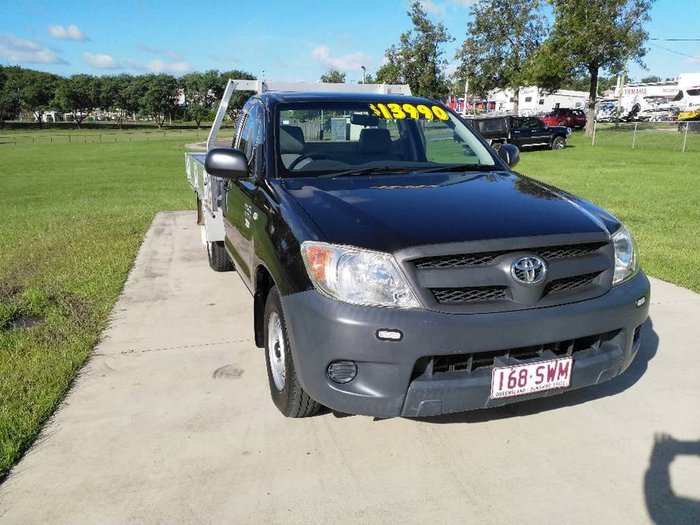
1, 0, 699, 86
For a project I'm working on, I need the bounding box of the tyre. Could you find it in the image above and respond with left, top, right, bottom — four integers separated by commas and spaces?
207, 241, 234, 272
551, 136, 566, 150
264, 287, 321, 418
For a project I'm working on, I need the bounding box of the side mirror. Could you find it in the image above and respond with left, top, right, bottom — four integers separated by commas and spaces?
497, 143, 520, 168
205, 148, 249, 179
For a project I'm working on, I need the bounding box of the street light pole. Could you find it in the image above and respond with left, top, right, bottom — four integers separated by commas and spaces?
464, 78, 469, 116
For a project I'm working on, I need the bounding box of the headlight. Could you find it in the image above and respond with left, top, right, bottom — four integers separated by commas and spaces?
612, 224, 638, 285
300, 241, 420, 308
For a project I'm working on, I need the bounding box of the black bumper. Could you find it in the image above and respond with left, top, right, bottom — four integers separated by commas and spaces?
280, 272, 650, 418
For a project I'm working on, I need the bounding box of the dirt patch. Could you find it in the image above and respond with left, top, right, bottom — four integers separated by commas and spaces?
0, 283, 23, 301
2, 313, 44, 331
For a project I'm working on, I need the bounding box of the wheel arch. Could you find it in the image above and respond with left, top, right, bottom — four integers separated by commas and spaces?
254, 265, 275, 348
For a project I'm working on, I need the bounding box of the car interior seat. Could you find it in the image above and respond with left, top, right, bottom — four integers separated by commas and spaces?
280, 125, 305, 168
357, 128, 400, 163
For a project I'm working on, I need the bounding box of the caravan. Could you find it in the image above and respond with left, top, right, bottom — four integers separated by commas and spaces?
613, 74, 700, 121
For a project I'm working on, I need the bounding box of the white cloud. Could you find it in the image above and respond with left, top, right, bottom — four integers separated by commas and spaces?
311, 45, 372, 71
83, 52, 119, 69
444, 62, 458, 76
48, 24, 88, 41
420, 0, 446, 17
137, 44, 184, 61
450, 0, 476, 7
123, 58, 192, 74
153, 60, 190, 74
0, 34, 67, 64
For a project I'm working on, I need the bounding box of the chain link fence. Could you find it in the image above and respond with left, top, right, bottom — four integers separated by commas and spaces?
591, 121, 700, 152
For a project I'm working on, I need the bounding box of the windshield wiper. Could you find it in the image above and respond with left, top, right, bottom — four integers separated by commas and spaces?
414, 164, 502, 174
320, 166, 418, 178
320, 163, 502, 179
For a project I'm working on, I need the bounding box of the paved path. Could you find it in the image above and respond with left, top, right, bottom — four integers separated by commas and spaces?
1, 211, 699, 525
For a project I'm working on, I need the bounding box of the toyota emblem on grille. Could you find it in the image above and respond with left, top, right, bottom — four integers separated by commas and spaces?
511, 256, 547, 285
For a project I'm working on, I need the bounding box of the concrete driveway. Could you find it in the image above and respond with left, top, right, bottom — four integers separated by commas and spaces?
1, 211, 699, 525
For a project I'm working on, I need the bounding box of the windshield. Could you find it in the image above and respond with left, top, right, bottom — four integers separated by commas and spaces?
276, 100, 496, 177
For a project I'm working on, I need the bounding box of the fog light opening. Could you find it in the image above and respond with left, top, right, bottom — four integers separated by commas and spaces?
327, 360, 358, 384
633, 324, 642, 344
636, 297, 646, 308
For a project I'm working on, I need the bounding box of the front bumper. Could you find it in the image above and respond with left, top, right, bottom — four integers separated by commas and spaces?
281, 272, 650, 418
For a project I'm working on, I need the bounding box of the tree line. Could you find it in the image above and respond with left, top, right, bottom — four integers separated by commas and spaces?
344, 0, 653, 135
0, 67, 255, 129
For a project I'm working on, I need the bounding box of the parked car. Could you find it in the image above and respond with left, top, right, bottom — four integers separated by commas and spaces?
542, 108, 587, 129
465, 115, 570, 150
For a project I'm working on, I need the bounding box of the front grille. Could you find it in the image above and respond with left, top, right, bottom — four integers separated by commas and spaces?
415, 252, 501, 269
432, 286, 507, 304
406, 239, 611, 313
545, 272, 600, 294
537, 243, 606, 260
428, 330, 620, 375
413, 242, 605, 270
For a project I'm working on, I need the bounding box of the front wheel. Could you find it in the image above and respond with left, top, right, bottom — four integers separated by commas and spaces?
551, 136, 566, 150
264, 287, 321, 418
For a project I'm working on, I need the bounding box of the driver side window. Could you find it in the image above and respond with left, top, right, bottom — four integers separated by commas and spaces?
236, 102, 264, 175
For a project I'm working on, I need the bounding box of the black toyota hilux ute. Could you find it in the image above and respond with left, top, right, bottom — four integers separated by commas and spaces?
200, 92, 650, 418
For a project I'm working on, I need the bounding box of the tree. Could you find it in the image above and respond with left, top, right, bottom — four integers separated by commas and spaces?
100, 74, 140, 128
559, 74, 618, 94
455, 0, 546, 114
181, 70, 222, 128
362, 73, 375, 84
54, 74, 101, 127
542, 0, 653, 135
641, 75, 661, 83
138, 74, 178, 128
320, 69, 346, 83
380, 2, 453, 99
0, 66, 21, 129
15, 68, 60, 126
376, 48, 402, 84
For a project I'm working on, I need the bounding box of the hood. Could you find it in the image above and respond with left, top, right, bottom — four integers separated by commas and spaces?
282, 171, 613, 253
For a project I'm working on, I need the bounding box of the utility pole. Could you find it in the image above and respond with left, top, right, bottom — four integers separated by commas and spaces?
463, 78, 469, 116
615, 72, 626, 125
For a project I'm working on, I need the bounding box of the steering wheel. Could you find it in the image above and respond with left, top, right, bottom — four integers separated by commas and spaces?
288, 153, 327, 170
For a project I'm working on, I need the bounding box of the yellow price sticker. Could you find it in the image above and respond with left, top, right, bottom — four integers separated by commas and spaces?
368, 102, 449, 121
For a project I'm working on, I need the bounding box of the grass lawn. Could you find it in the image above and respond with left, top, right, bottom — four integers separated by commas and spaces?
0, 126, 698, 479
0, 131, 199, 479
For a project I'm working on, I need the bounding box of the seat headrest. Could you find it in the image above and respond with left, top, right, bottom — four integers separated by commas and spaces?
280, 125, 305, 154
359, 128, 392, 154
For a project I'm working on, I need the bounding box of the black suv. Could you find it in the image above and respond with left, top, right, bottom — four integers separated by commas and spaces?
466, 115, 570, 150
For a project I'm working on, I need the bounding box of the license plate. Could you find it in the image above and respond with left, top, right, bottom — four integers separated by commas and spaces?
490, 357, 573, 399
